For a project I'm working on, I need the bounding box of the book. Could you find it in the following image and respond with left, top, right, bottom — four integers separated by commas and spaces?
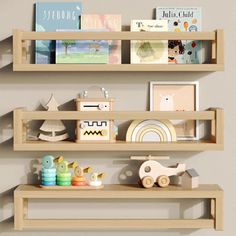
156, 7, 202, 64
56, 30, 109, 64
130, 20, 168, 64
81, 14, 122, 64
35, 2, 82, 64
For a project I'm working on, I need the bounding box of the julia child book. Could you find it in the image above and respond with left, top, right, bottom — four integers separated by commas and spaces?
81, 15, 122, 64
56, 30, 109, 64
35, 2, 82, 64
156, 7, 202, 64
130, 20, 168, 64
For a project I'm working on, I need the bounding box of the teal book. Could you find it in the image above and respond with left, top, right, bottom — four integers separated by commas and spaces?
56, 30, 109, 64
156, 7, 202, 64
35, 2, 82, 64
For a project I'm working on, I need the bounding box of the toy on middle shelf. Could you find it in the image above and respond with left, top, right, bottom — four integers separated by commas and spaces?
126, 119, 177, 142
55, 156, 76, 186
72, 165, 92, 186
75, 86, 115, 142
131, 155, 185, 188
181, 168, 199, 189
38, 94, 69, 142
41, 155, 57, 186
89, 172, 106, 187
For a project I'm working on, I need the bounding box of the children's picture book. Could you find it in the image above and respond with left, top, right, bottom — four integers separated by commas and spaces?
81, 15, 122, 64
35, 2, 82, 64
156, 7, 202, 64
130, 20, 168, 64
56, 30, 109, 64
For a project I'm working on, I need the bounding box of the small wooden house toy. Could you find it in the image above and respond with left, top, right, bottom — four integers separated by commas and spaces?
181, 168, 199, 189
75, 87, 115, 142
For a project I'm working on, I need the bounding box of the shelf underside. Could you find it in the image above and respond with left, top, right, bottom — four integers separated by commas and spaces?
13, 64, 224, 72
14, 140, 223, 151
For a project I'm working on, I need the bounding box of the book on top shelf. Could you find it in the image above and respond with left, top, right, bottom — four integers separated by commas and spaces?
156, 7, 202, 64
130, 20, 168, 64
56, 30, 109, 64
81, 14, 122, 64
35, 2, 82, 64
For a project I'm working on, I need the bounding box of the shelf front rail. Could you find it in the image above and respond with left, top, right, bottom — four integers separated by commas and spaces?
13, 29, 224, 72
13, 108, 224, 151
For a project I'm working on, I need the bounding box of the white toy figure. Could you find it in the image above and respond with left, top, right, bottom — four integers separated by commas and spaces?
89, 172, 106, 187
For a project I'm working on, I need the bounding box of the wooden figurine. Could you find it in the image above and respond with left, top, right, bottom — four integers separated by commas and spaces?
75, 87, 115, 142
38, 94, 69, 142
89, 172, 106, 187
72, 166, 92, 186
181, 168, 199, 189
41, 155, 56, 186
56, 156, 76, 186
131, 155, 185, 188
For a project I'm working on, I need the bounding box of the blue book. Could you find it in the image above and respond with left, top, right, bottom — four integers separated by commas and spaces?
56, 30, 109, 64
35, 2, 82, 64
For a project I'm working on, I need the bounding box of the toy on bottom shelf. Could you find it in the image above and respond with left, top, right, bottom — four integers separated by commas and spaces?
131, 155, 186, 188
41, 155, 57, 186
56, 156, 76, 186
72, 166, 92, 186
89, 172, 106, 187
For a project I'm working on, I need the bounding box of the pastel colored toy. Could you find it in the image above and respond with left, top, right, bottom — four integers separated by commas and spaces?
131, 155, 185, 188
41, 155, 57, 186
89, 172, 106, 187
72, 165, 92, 186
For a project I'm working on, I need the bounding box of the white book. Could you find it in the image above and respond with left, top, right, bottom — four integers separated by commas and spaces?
130, 20, 168, 64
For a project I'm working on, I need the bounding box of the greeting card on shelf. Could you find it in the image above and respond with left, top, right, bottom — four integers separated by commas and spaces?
35, 2, 82, 64
156, 7, 202, 64
81, 14, 122, 64
130, 20, 168, 64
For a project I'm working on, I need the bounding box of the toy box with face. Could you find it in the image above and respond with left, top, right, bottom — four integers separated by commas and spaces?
76, 98, 115, 142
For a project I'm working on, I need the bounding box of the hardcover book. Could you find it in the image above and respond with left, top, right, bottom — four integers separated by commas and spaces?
156, 7, 202, 64
130, 20, 168, 64
81, 14, 122, 64
56, 30, 109, 64
35, 2, 82, 64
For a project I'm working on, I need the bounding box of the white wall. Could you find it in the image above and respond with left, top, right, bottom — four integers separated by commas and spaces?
0, 0, 235, 235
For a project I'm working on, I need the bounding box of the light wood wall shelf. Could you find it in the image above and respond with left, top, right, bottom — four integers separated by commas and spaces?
14, 184, 223, 231
13, 108, 224, 151
13, 29, 224, 72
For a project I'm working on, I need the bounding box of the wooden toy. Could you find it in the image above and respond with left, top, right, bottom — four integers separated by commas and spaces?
75, 87, 115, 142
72, 166, 92, 186
41, 155, 56, 186
126, 119, 177, 142
181, 168, 199, 189
131, 155, 185, 188
38, 94, 69, 142
89, 172, 106, 187
56, 157, 76, 186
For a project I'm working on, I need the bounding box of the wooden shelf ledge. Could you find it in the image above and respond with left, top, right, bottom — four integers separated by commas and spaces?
13, 29, 224, 72
14, 184, 223, 231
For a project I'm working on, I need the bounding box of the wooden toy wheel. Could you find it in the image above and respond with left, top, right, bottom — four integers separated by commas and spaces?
157, 175, 170, 188
142, 176, 154, 188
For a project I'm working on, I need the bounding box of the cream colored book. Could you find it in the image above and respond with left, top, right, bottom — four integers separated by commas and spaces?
131, 20, 168, 64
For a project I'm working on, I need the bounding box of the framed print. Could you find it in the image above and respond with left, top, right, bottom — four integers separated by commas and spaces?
150, 81, 199, 140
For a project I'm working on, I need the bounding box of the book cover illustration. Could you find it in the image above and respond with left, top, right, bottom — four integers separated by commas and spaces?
81, 14, 122, 64
130, 20, 168, 64
35, 2, 82, 64
156, 7, 202, 64
56, 30, 109, 64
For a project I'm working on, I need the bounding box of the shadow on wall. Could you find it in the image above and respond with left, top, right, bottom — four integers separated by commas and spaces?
0, 36, 12, 70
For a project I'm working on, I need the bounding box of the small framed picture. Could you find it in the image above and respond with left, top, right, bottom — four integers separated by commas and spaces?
150, 81, 199, 140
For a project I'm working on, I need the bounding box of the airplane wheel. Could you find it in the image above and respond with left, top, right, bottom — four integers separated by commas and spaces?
142, 176, 154, 188
157, 175, 170, 188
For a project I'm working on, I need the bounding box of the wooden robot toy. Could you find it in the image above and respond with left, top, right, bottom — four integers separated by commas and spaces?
75, 87, 115, 142
72, 165, 92, 186
131, 155, 186, 188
